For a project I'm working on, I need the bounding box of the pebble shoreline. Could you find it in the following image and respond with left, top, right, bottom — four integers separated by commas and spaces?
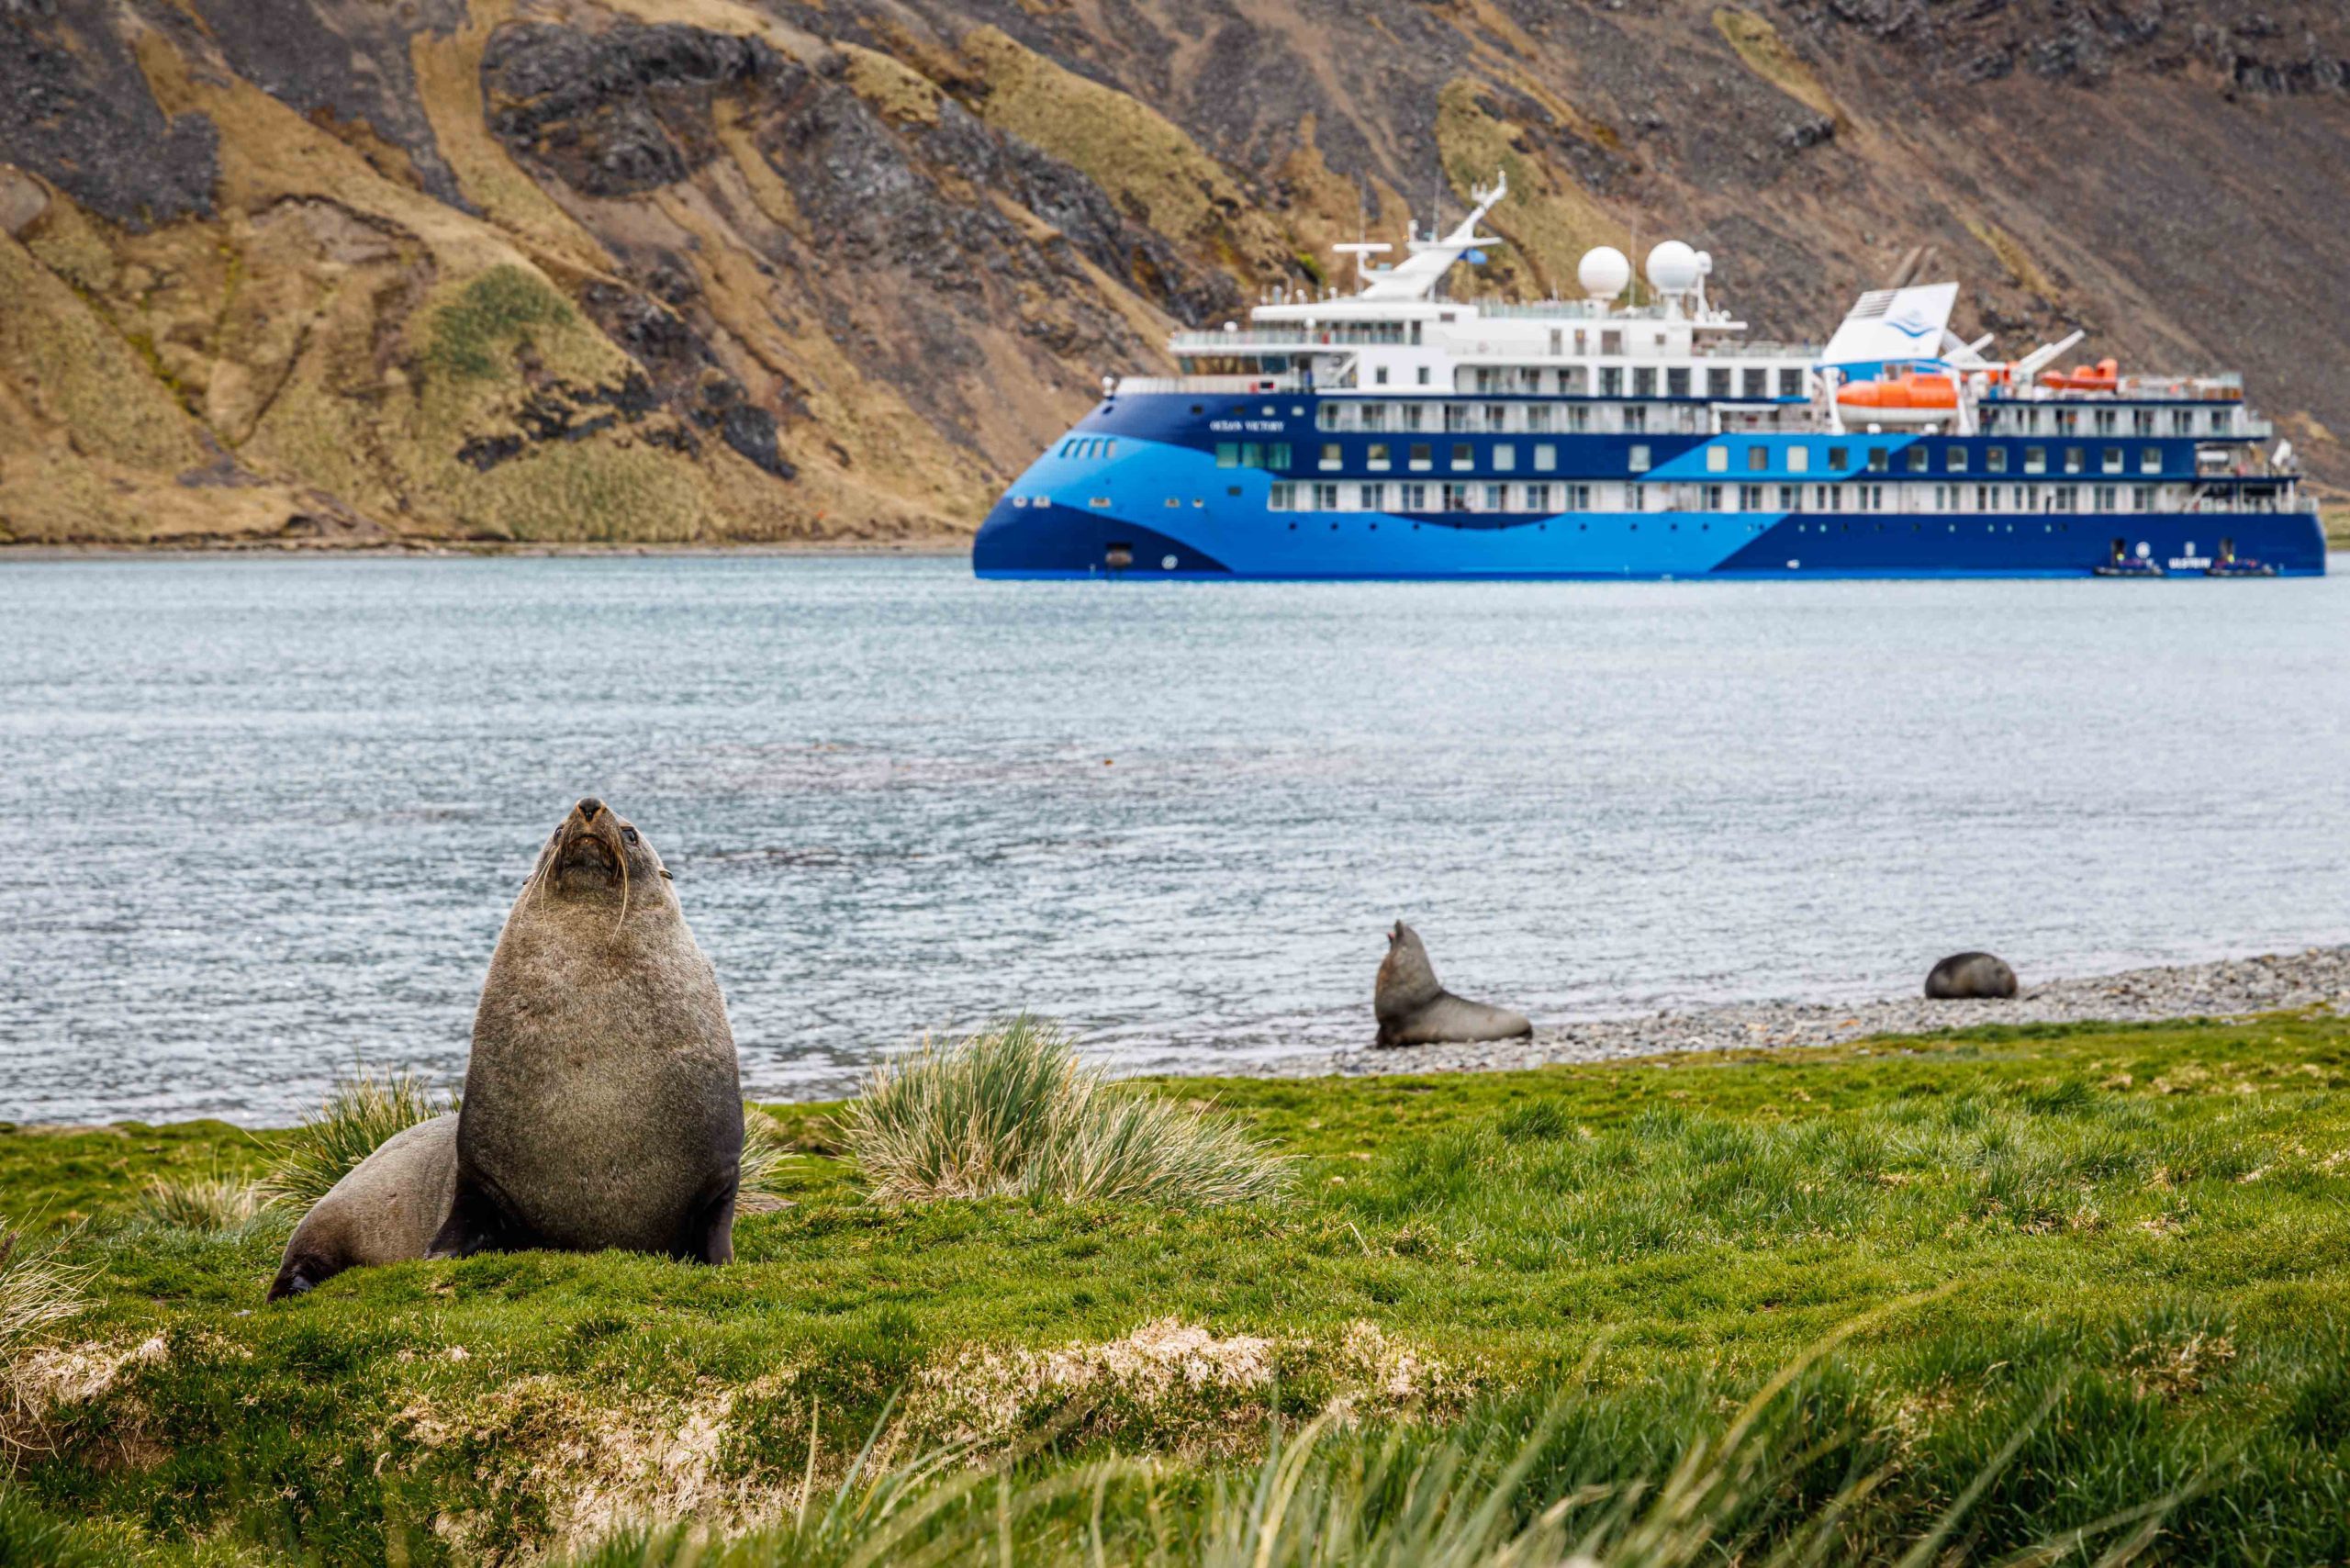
1240, 946, 2350, 1080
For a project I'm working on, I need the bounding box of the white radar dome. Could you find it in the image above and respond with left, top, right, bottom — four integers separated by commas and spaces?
1576, 246, 1631, 300
1645, 240, 1702, 296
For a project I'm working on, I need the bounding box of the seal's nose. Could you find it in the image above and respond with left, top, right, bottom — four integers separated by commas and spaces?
576, 797, 604, 822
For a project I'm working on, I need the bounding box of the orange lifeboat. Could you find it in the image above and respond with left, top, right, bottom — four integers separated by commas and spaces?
2042, 357, 2119, 392
1835, 367, 1959, 420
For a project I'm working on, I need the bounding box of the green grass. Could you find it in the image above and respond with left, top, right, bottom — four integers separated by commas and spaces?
3, 1014, 2350, 1562
423, 263, 578, 382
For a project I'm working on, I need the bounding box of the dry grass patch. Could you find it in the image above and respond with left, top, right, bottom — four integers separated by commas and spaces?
0, 1223, 101, 1450
1711, 7, 1841, 122
907, 1316, 1468, 1456
1964, 215, 2059, 302
131, 1172, 272, 1234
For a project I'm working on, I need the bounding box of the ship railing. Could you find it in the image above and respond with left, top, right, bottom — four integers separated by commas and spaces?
1691, 341, 1821, 358
1465, 301, 1763, 328
1470, 300, 1640, 321
1994, 374, 2244, 402
1171, 328, 1408, 350
2179, 495, 2311, 514
1113, 374, 1305, 396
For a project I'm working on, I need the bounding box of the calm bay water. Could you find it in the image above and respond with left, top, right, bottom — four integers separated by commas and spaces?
3, 553, 2346, 1124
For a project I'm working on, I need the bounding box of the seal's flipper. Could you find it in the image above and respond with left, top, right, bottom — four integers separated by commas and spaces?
679, 1170, 739, 1265
266, 1252, 338, 1303
427, 1171, 539, 1259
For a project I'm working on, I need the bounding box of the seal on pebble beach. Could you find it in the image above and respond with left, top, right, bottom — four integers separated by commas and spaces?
268, 1113, 457, 1301
430, 798, 744, 1264
1374, 921, 1533, 1047
1925, 951, 2020, 1000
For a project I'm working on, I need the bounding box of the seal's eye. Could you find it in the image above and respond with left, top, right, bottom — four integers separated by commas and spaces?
621, 826, 640, 846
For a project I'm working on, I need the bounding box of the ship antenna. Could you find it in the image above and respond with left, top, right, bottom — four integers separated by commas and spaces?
1357, 177, 1369, 289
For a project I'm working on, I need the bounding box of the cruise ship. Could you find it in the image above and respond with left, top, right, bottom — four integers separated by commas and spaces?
973, 174, 2323, 580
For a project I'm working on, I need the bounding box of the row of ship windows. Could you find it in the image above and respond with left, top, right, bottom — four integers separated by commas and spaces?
1371, 364, 1808, 398
1982, 405, 2238, 437
1189, 399, 1715, 436
1080, 432, 2206, 479
1180, 398, 2244, 439
1269, 521, 2092, 536
1702, 442, 2171, 476
1334, 388, 2243, 437
1259, 441, 2178, 477
1318, 401, 1704, 434
1260, 482, 2175, 515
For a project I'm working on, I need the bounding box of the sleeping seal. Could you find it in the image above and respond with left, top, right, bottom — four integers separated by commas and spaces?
1925, 951, 2020, 1000
268, 1113, 457, 1301
431, 798, 744, 1264
1374, 921, 1533, 1047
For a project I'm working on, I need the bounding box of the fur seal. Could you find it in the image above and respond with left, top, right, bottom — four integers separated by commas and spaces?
1374, 921, 1533, 1047
1925, 951, 2019, 1000
430, 798, 744, 1263
269, 1113, 457, 1302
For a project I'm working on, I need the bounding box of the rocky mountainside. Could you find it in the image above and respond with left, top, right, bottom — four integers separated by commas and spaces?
3, 0, 2344, 546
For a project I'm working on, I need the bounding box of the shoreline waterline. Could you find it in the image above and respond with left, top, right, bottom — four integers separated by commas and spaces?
0, 538, 970, 561
15, 945, 2343, 1130
1213, 942, 2350, 1082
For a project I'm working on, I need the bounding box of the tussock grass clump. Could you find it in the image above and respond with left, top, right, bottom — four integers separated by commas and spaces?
840, 1019, 1284, 1207
260, 1068, 453, 1211
0, 1227, 84, 1357
737, 1109, 795, 1215
132, 1172, 271, 1234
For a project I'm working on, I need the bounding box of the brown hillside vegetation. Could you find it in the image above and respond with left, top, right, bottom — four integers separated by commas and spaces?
1, 0, 2344, 546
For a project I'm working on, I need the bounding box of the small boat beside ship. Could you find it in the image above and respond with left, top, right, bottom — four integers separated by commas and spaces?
975, 174, 2323, 580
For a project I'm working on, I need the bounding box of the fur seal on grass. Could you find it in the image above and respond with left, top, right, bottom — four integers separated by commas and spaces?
1925, 951, 2020, 1000
1373, 922, 1533, 1047
268, 1113, 457, 1302
430, 798, 744, 1263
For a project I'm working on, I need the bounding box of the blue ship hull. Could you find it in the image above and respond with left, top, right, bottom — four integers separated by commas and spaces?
974, 392, 2326, 580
